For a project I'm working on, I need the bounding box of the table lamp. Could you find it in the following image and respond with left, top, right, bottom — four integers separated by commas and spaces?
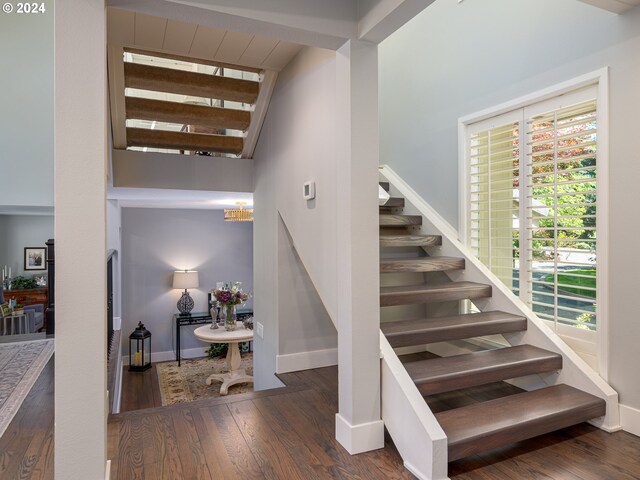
173, 270, 199, 315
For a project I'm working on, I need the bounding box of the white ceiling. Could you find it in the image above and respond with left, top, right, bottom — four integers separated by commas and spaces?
108, 187, 253, 210
107, 7, 304, 71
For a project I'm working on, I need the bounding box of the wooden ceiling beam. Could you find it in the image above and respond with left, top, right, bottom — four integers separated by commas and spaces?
125, 97, 251, 131
126, 127, 244, 155
124, 63, 259, 104
124, 47, 264, 75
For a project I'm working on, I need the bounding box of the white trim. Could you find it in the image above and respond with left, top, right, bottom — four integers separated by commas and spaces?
105, 460, 111, 480
335, 414, 385, 455
620, 404, 640, 437
457, 68, 610, 378
242, 70, 278, 159
113, 316, 121, 331
458, 68, 608, 125
595, 72, 610, 381
379, 332, 449, 479
276, 347, 338, 373
403, 460, 451, 480
112, 337, 123, 414
122, 346, 208, 366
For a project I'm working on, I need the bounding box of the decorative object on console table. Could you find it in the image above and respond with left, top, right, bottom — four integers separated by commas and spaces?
211, 282, 251, 331
32, 274, 47, 287
129, 321, 151, 372
24, 247, 47, 271
173, 270, 199, 316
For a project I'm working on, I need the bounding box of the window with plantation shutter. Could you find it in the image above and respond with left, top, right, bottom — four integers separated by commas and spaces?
465, 86, 599, 337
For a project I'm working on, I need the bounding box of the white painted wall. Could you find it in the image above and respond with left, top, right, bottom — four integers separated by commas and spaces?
277, 217, 337, 357
252, 46, 339, 389
120, 208, 253, 356
54, 0, 107, 478
0, 0, 54, 208
112, 150, 254, 192
379, 0, 640, 420
0, 215, 54, 278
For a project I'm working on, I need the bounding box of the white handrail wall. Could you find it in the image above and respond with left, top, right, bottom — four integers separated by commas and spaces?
380, 332, 449, 480
380, 165, 621, 432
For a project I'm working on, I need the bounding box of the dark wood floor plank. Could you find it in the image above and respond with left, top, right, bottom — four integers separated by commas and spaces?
0, 357, 55, 478
287, 388, 391, 479
14, 417, 55, 480
116, 415, 145, 480
171, 408, 213, 480
250, 397, 332, 479
28, 420, 54, 480
140, 411, 185, 480
228, 400, 308, 480
202, 404, 265, 479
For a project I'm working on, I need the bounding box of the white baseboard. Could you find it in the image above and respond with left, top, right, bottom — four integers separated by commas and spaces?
276, 347, 338, 374
403, 461, 450, 480
621, 404, 640, 437
112, 340, 123, 414
335, 413, 385, 454
122, 346, 208, 366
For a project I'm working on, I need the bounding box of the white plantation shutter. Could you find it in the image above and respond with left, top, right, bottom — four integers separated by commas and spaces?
524, 89, 597, 331
467, 111, 522, 294
466, 86, 598, 333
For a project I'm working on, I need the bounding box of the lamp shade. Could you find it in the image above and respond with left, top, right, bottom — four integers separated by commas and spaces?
173, 270, 199, 289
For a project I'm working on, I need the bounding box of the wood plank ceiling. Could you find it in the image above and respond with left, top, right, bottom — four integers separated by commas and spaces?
107, 8, 303, 159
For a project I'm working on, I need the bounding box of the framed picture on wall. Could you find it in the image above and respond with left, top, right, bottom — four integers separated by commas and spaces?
33, 274, 48, 287
24, 247, 47, 271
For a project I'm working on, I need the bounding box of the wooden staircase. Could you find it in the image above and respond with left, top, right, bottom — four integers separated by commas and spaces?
378, 181, 606, 466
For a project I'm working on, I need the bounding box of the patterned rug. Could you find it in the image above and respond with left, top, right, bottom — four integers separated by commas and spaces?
156, 353, 253, 406
0, 339, 54, 438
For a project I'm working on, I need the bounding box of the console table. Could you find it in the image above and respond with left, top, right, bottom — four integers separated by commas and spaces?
174, 309, 253, 366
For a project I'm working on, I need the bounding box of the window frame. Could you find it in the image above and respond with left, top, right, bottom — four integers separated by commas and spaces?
458, 69, 610, 379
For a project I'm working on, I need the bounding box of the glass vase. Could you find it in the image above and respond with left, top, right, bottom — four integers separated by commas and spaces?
223, 304, 237, 331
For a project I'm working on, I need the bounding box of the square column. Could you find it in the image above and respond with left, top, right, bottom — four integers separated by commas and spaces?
335, 39, 385, 454
55, 1, 107, 478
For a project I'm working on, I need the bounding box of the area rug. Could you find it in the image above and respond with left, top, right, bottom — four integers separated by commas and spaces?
156, 353, 253, 406
0, 339, 54, 438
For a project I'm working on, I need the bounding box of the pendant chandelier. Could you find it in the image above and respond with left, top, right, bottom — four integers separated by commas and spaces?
224, 201, 254, 222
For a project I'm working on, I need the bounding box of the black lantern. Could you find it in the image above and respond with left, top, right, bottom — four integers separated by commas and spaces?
129, 321, 152, 371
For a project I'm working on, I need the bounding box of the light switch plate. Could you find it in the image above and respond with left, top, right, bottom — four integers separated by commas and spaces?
256, 322, 264, 339
303, 181, 316, 200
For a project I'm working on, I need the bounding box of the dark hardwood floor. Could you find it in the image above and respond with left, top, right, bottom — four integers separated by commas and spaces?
2, 354, 640, 479
0, 356, 54, 480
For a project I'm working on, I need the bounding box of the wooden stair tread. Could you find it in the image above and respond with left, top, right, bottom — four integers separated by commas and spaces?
379, 214, 422, 227
379, 181, 390, 191
436, 384, 606, 461
380, 234, 442, 247
381, 311, 527, 347
380, 256, 464, 273
380, 282, 492, 306
380, 197, 405, 208
405, 345, 562, 396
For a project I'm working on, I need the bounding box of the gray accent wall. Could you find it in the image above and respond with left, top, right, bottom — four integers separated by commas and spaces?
121, 207, 253, 356
380, 1, 640, 412
0, 0, 54, 208
0, 215, 54, 278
